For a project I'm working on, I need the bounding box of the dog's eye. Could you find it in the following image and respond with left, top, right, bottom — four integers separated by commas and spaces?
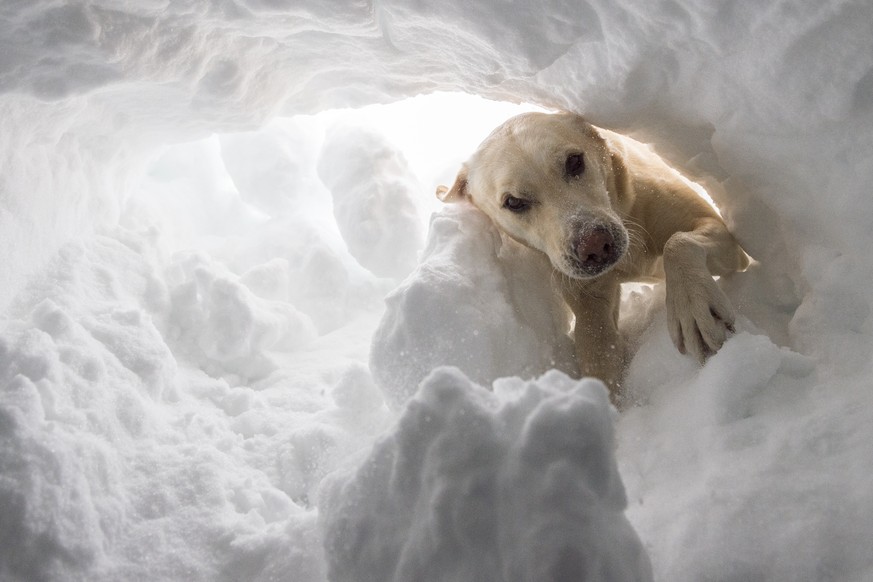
503, 195, 531, 213
565, 153, 585, 178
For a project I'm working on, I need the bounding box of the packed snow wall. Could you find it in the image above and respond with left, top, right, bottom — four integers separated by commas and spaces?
2, 1, 873, 581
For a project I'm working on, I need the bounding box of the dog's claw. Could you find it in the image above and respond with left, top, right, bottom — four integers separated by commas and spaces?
666, 273, 736, 364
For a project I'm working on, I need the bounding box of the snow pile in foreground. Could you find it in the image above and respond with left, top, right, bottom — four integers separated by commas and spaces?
620, 326, 873, 580
320, 367, 651, 582
0, 226, 348, 582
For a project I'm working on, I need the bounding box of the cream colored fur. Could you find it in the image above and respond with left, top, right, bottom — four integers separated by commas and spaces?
437, 112, 748, 402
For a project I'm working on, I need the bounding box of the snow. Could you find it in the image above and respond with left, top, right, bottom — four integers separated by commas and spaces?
317, 122, 424, 279
320, 368, 651, 582
1, 1, 872, 581
370, 203, 576, 410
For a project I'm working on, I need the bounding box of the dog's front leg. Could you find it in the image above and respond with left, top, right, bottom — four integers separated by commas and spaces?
663, 217, 747, 363
561, 279, 625, 401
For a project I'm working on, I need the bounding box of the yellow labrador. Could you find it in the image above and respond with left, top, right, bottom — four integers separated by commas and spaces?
437, 112, 748, 400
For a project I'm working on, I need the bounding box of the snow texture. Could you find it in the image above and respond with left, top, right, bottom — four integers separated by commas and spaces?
1, 1, 873, 581
317, 123, 425, 279
320, 367, 652, 582
370, 203, 576, 409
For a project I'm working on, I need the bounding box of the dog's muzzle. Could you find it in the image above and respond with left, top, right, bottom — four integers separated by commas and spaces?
568, 223, 628, 278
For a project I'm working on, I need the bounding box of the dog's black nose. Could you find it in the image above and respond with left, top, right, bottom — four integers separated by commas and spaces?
576, 227, 616, 269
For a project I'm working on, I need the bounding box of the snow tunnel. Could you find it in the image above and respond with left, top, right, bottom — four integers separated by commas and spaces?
2, 2, 873, 581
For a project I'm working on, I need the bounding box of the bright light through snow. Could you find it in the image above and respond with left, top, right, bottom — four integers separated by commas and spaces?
296, 92, 546, 222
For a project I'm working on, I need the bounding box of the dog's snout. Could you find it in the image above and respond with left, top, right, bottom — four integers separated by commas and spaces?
576, 227, 616, 268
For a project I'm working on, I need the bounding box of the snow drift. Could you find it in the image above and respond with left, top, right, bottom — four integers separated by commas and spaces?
1, 1, 873, 581
370, 204, 576, 409
320, 367, 651, 582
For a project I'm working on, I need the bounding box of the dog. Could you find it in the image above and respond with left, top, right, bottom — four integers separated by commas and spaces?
436, 112, 749, 402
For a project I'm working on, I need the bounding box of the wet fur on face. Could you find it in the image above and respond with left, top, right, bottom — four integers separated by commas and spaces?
454, 112, 631, 280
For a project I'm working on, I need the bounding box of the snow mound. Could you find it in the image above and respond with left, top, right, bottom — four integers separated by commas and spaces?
370, 203, 576, 409
619, 317, 873, 580
317, 123, 425, 279
319, 366, 652, 582
0, 233, 174, 581
164, 251, 318, 382
0, 225, 392, 582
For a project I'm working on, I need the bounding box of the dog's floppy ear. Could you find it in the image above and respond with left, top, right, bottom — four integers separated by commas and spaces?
607, 144, 633, 211
436, 167, 468, 203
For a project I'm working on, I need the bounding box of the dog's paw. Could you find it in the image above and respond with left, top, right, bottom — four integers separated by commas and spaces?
665, 273, 736, 364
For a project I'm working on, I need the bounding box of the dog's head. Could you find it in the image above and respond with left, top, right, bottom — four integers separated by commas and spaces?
438, 112, 632, 280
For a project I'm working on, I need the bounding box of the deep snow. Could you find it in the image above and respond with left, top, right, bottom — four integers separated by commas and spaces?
320, 368, 652, 582
2, 1, 873, 581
